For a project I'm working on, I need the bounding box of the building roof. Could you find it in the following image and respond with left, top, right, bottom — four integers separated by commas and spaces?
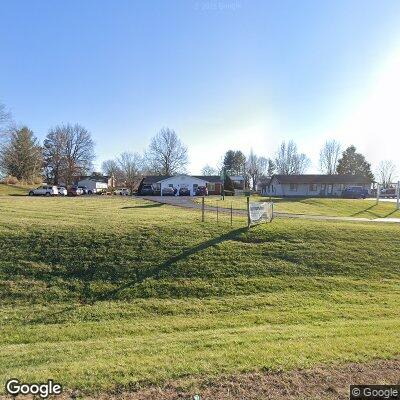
141, 175, 171, 184
77, 175, 111, 183
193, 175, 223, 183
156, 175, 208, 184
142, 175, 223, 184
271, 174, 372, 185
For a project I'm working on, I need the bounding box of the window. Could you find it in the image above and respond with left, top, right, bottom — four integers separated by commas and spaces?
208, 183, 215, 191
168, 184, 173, 188
309, 184, 317, 192
289, 183, 298, 191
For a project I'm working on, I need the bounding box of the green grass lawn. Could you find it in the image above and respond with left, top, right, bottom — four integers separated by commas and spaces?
197, 195, 400, 219
0, 183, 29, 196
0, 196, 399, 394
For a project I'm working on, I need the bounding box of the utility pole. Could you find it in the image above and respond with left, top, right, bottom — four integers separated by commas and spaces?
397, 181, 400, 210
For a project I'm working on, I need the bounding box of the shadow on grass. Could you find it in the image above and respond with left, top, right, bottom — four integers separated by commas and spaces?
22, 226, 248, 324
26, 305, 80, 325
351, 204, 377, 217
96, 226, 248, 301
380, 209, 399, 218
351, 204, 398, 219
121, 203, 164, 209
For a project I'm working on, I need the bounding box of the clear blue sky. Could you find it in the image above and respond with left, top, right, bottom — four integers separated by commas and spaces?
1, 0, 400, 174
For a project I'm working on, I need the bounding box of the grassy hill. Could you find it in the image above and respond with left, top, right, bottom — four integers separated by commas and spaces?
197, 195, 400, 219
0, 183, 29, 196
0, 196, 399, 394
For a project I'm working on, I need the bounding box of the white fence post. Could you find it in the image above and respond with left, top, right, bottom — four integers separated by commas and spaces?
397, 181, 400, 210
376, 183, 380, 204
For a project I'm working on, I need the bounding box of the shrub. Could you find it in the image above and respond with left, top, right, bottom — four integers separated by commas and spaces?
1, 175, 19, 185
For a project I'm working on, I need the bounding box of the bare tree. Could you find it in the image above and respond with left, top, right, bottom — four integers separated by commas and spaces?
118, 152, 143, 192
145, 128, 188, 175
319, 140, 341, 174
0, 126, 42, 181
275, 140, 310, 175
63, 124, 95, 185
246, 150, 268, 190
0, 103, 11, 126
102, 159, 124, 181
0, 103, 12, 142
44, 123, 95, 185
43, 127, 67, 185
377, 160, 397, 187
201, 164, 218, 176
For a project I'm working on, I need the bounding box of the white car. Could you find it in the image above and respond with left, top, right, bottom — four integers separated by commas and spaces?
57, 187, 68, 196
114, 188, 130, 196
29, 185, 59, 196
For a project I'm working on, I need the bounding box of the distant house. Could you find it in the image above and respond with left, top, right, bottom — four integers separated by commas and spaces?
229, 175, 246, 190
263, 174, 372, 197
76, 175, 114, 194
138, 174, 224, 196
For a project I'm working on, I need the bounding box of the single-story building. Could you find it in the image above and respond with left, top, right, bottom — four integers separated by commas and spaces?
76, 175, 113, 194
138, 174, 224, 196
229, 175, 246, 190
262, 174, 372, 197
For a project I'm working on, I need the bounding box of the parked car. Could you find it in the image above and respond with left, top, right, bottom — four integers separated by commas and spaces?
115, 188, 130, 196
57, 187, 68, 196
78, 186, 89, 195
381, 188, 396, 198
161, 187, 175, 196
195, 186, 208, 196
68, 186, 84, 196
342, 186, 368, 199
29, 185, 59, 196
179, 187, 190, 196
140, 185, 154, 196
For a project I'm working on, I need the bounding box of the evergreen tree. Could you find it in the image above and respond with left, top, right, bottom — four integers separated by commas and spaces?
0, 126, 42, 181
336, 145, 374, 180
223, 150, 246, 175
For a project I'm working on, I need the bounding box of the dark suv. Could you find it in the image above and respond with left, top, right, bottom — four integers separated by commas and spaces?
179, 187, 190, 196
68, 186, 83, 196
140, 185, 154, 196
342, 186, 368, 199
195, 186, 208, 196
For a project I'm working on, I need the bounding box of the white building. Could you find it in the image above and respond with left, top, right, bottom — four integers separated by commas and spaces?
263, 175, 372, 197
157, 175, 209, 196
77, 177, 110, 194
139, 174, 224, 196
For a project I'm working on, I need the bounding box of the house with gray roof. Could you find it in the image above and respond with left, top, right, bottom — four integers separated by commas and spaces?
263, 174, 372, 197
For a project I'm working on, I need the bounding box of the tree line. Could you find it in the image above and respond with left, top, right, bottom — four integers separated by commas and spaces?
205, 140, 379, 191
0, 101, 397, 189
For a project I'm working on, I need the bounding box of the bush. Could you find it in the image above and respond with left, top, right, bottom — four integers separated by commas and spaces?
1, 175, 19, 185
